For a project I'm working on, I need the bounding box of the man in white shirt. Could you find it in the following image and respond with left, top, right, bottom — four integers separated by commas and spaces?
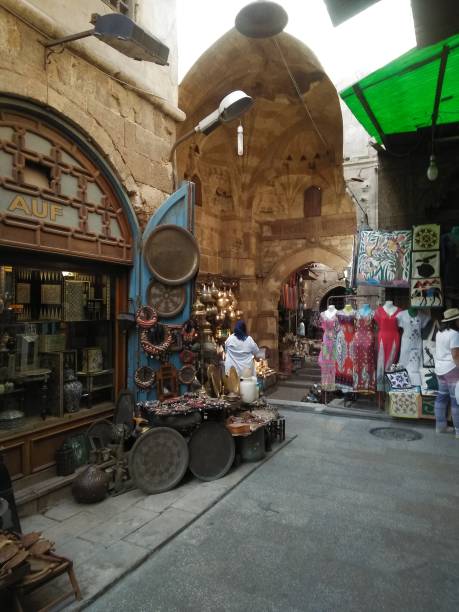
434, 308, 459, 437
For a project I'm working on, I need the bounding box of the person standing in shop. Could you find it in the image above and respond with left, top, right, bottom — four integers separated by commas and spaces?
434, 308, 459, 437
224, 320, 262, 376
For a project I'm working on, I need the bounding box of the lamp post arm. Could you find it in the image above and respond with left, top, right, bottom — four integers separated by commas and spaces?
44, 29, 95, 48
169, 127, 198, 162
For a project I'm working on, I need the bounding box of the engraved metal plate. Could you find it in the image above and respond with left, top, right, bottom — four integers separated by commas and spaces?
143, 225, 200, 285
189, 422, 235, 481
129, 427, 189, 494
147, 281, 186, 318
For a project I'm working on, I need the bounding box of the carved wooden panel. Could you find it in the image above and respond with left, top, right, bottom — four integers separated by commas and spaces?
0, 110, 132, 264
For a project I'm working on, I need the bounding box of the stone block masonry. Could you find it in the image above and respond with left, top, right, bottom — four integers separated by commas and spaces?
0, 3, 179, 229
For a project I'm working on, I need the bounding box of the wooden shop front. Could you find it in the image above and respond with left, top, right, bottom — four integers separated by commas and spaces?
0, 103, 135, 480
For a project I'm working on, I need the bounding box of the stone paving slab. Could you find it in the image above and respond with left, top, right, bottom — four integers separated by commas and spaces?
15, 436, 293, 611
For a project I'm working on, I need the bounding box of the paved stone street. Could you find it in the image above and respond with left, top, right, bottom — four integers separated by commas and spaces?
18, 433, 291, 610
86, 410, 459, 612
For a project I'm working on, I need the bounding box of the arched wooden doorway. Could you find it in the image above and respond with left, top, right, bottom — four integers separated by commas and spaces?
0, 97, 138, 480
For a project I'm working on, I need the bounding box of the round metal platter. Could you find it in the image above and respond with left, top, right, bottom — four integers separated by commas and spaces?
128, 427, 189, 494
86, 419, 116, 448
147, 281, 187, 318
114, 389, 136, 426
226, 366, 240, 395
143, 225, 200, 286
189, 421, 235, 481
178, 365, 196, 385
207, 364, 220, 397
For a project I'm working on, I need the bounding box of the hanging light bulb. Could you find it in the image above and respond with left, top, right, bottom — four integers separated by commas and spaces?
237, 123, 244, 156
427, 154, 438, 181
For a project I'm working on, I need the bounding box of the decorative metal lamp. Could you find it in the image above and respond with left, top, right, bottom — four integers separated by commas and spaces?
235, 1, 288, 38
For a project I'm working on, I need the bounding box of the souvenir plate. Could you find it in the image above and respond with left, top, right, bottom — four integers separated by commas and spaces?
178, 365, 196, 385
147, 281, 186, 318
189, 422, 235, 481
129, 427, 189, 494
143, 224, 200, 286
225, 366, 240, 395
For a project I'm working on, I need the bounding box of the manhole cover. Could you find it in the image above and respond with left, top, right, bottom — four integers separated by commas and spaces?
369, 427, 422, 441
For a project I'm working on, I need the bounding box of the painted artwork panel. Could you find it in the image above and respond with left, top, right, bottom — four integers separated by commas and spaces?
410, 278, 443, 308
413, 224, 440, 251
356, 230, 412, 287
411, 250, 440, 279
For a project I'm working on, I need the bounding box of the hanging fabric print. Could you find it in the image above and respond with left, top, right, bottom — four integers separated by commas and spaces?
412, 224, 440, 251
356, 230, 412, 287
411, 251, 440, 279
410, 278, 443, 308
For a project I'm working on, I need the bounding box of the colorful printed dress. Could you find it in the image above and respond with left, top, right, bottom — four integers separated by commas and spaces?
352, 311, 376, 393
335, 310, 355, 391
396, 310, 430, 386
318, 313, 338, 390
374, 306, 402, 390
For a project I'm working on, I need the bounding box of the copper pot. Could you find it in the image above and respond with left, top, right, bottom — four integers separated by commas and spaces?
72, 465, 109, 504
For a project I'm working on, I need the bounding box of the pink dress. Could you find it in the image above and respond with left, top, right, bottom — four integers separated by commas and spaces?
318, 313, 338, 390
352, 311, 376, 393
374, 306, 401, 390
335, 311, 355, 391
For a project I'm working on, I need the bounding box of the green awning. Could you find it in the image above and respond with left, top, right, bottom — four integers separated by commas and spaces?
340, 33, 459, 144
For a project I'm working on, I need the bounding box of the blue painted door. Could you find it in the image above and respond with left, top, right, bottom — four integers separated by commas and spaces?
127, 181, 196, 401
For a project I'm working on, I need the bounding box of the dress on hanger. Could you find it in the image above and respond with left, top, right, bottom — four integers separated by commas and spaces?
374, 305, 402, 390
396, 310, 430, 386
335, 311, 355, 391
318, 313, 338, 390
352, 310, 376, 393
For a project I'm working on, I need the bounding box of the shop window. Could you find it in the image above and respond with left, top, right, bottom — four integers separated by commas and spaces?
0, 262, 117, 438
23, 160, 51, 190
303, 186, 322, 217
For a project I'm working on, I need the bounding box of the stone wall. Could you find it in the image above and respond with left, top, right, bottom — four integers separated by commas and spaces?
0, 0, 181, 228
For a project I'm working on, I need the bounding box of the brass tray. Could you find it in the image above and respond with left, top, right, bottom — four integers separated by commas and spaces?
143, 225, 200, 286
224, 366, 240, 395
147, 280, 186, 318
207, 364, 221, 397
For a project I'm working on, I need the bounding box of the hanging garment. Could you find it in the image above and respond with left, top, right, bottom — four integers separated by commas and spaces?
374, 306, 402, 390
396, 310, 430, 387
318, 313, 338, 390
352, 311, 376, 393
335, 311, 355, 391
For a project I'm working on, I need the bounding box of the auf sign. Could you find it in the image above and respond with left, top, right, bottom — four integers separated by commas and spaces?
7, 195, 63, 222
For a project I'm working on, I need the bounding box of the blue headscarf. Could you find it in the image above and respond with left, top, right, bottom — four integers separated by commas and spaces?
233, 320, 247, 341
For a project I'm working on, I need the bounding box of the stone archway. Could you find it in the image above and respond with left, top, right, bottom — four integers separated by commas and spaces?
253, 246, 349, 368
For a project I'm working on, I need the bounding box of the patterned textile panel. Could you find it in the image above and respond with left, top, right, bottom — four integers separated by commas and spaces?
387, 391, 421, 419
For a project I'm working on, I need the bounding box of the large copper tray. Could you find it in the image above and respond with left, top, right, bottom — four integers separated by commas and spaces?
143, 225, 200, 286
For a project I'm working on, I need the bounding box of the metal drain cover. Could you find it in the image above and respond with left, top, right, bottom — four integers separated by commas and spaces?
369, 427, 422, 441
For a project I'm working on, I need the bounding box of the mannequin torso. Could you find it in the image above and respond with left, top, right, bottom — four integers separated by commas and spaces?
383, 300, 397, 316
359, 303, 373, 316
323, 305, 337, 320
341, 304, 355, 315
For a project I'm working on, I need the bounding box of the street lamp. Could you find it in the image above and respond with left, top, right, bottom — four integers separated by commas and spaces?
169, 90, 253, 162
235, 1, 288, 38
44, 13, 169, 65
